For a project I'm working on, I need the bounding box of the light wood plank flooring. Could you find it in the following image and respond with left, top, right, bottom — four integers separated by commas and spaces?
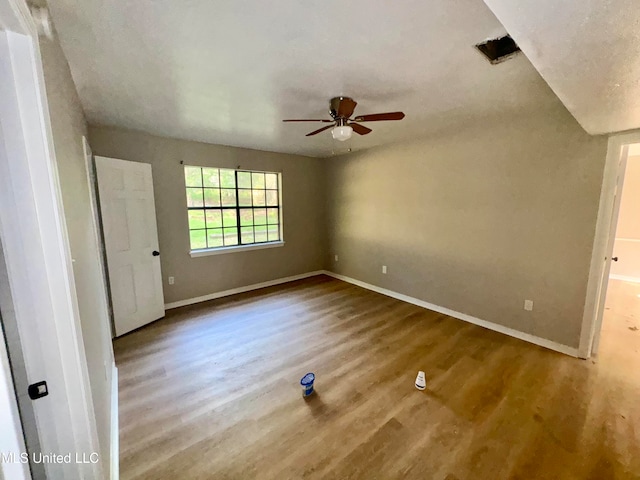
114, 275, 640, 479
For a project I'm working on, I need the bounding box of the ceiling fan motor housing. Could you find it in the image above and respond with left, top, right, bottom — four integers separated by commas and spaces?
330, 96, 356, 120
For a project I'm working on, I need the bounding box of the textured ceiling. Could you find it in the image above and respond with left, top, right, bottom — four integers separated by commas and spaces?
48, 0, 563, 157
482, 0, 640, 136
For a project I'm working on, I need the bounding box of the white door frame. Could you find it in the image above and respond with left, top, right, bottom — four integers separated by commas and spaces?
0, 0, 101, 478
579, 130, 640, 358
82, 136, 116, 338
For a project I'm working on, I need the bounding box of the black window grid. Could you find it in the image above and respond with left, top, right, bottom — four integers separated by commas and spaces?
186, 167, 281, 249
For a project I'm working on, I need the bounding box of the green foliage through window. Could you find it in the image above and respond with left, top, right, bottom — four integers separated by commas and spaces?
184, 166, 281, 250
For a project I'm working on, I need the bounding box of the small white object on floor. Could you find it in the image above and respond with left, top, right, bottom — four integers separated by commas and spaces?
415, 371, 426, 390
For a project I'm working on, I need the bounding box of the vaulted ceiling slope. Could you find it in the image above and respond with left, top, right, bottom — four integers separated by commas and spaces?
482, 0, 640, 136
48, 0, 564, 157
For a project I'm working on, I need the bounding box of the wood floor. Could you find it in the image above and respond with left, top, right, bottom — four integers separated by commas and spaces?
114, 275, 640, 480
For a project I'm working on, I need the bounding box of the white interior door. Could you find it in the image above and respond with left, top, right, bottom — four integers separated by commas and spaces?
589, 145, 629, 356
95, 156, 165, 336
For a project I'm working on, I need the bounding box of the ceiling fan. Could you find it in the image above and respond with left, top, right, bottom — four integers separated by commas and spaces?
282, 96, 405, 141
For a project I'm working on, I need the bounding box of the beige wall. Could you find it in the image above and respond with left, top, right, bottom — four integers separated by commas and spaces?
611, 155, 640, 280
88, 126, 327, 304
39, 31, 114, 476
325, 105, 608, 349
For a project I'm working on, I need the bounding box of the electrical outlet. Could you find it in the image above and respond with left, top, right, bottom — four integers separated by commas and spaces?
334, 255, 338, 262
524, 299, 533, 311
382, 265, 387, 274
168, 276, 175, 285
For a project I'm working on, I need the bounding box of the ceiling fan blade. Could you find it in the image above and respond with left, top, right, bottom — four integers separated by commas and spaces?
350, 122, 372, 135
283, 119, 332, 122
305, 125, 333, 137
353, 112, 405, 122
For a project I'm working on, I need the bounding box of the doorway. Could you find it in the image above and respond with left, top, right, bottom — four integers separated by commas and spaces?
583, 134, 640, 359
597, 144, 640, 362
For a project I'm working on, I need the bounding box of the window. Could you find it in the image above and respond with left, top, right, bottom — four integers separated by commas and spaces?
184, 166, 282, 252
184, 166, 282, 250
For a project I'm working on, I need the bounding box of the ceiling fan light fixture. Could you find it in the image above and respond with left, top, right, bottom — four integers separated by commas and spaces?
283, 97, 405, 139
332, 125, 353, 142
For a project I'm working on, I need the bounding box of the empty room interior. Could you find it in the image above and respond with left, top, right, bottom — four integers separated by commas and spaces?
2, 0, 640, 479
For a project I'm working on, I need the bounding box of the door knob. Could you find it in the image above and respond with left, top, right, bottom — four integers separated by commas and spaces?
152, 250, 160, 256
612, 256, 618, 262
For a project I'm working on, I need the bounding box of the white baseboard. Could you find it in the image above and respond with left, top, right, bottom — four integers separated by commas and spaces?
110, 364, 119, 480
322, 270, 580, 358
163, 269, 579, 358
609, 274, 640, 283
164, 271, 326, 309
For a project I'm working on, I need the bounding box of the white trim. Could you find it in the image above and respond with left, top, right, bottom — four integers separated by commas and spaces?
0, 0, 33, 34
609, 274, 640, 283
83, 137, 115, 337
190, 241, 285, 258
323, 271, 580, 358
580, 131, 640, 358
110, 364, 119, 480
0, 1, 101, 477
165, 270, 324, 309
278, 171, 284, 244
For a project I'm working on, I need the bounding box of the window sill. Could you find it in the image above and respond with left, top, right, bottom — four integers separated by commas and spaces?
190, 241, 285, 258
